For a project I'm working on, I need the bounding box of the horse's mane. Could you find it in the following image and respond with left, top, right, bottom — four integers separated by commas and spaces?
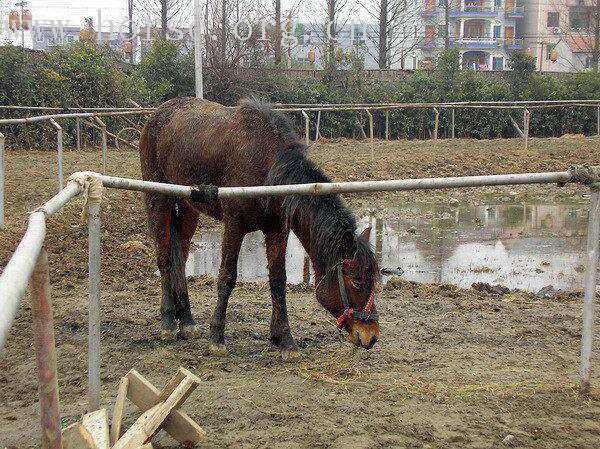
239, 98, 378, 276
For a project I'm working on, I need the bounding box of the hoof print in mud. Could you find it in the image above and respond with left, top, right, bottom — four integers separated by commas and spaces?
208, 343, 229, 356
280, 349, 301, 361
179, 325, 201, 340
160, 329, 178, 342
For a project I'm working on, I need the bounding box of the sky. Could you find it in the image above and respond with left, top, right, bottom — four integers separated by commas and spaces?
0, 0, 319, 28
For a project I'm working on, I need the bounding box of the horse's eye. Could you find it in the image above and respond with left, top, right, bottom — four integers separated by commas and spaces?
350, 279, 363, 290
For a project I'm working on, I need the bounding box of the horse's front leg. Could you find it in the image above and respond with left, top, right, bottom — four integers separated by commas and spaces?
209, 217, 244, 355
264, 228, 298, 358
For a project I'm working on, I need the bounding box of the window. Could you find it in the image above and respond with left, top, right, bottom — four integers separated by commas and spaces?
494, 0, 502, 7
547, 11, 559, 27
492, 56, 504, 70
493, 25, 501, 38
569, 6, 589, 29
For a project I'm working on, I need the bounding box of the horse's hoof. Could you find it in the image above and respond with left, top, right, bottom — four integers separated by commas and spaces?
280, 348, 300, 361
160, 329, 178, 342
208, 343, 228, 356
179, 325, 201, 340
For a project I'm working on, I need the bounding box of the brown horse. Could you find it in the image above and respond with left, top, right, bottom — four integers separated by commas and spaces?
140, 97, 380, 355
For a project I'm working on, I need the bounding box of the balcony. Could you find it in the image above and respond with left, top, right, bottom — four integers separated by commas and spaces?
449, 4, 501, 17
418, 35, 523, 50
505, 6, 525, 17
419, 2, 524, 18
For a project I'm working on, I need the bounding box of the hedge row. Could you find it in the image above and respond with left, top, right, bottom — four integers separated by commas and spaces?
1, 42, 598, 149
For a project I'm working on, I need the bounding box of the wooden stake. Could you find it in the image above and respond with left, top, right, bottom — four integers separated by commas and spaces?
82, 409, 110, 449
110, 376, 129, 445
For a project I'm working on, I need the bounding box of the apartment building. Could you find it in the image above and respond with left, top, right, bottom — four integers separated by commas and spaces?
397, 0, 525, 70
519, 0, 596, 71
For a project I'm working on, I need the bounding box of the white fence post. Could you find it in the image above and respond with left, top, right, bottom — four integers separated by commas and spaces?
580, 185, 600, 393
76, 118, 82, 151
87, 201, 101, 411
301, 110, 310, 146
94, 116, 108, 173
49, 119, 63, 191
0, 132, 4, 229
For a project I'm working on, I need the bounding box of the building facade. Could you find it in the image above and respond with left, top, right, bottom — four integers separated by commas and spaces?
519, 0, 596, 71
398, 0, 525, 70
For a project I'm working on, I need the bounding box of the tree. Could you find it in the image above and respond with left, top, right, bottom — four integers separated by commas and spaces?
357, 0, 420, 69
135, 0, 191, 38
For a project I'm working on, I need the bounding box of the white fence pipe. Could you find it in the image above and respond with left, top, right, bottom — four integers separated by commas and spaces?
580, 186, 600, 392
0, 110, 152, 125
98, 171, 574, 200
0, 212, 46, 352
87, 202, 101, 411
0, 182, 81, 354
49, 119, 63, 190
0, 132, 4, 228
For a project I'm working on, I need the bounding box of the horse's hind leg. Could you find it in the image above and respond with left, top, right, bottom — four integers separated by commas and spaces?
145, 192, 178, 340
209, 216, 244, 355
173, 199, 201, 339
146, 194, 199, 341
265, 227, 298, 357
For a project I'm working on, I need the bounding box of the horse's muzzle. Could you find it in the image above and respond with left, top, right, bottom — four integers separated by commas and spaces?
348, 321, 379, 349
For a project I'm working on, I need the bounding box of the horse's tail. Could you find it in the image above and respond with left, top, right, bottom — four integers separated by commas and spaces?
168, 200, 188, 300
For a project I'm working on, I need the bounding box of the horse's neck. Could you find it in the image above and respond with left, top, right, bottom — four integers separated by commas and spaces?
289, 211, 341, 279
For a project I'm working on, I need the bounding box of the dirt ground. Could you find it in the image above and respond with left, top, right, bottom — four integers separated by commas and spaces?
0, 136, 599, 448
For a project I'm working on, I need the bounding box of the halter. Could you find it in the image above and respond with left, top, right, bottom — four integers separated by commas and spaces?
336, 259, 379, 329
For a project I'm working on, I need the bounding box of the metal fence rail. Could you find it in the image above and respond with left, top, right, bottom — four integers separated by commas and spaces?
0, 166, 598, 449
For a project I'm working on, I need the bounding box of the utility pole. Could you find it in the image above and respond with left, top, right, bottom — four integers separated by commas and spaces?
128, 0, 134, 63
444, 0, 450, 50
194, 0, 204, 98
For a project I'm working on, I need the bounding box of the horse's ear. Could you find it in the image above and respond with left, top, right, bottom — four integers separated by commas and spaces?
358, 227, 372, 241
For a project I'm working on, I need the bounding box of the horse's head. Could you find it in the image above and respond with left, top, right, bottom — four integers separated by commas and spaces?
315, 227, 380, 349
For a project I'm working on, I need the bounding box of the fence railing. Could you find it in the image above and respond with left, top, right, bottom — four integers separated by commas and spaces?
1, 100, 600, 230
0, 166, 598, 448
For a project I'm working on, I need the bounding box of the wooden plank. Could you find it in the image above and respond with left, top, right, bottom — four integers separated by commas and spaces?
110, 376, 129, 446
61, 423, 97, 449
159, 367, 201, 401
141, 377, 197, 437
125, 370, 206, 445
82, 409, 110, 449
115, 377, 199, 449
112, 404, 161, 449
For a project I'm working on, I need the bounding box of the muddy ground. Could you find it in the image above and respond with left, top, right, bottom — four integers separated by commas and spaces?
0, 136, 599, 448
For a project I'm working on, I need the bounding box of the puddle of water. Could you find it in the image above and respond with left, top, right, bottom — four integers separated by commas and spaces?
186, 204, 590, 293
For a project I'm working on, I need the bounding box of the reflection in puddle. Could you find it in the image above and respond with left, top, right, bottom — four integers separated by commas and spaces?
186, 204, 591, 293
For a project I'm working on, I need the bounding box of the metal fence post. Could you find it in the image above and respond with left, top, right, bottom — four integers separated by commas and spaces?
365, 109, 374, 140
580, 185, 600, 393
316, 111, 321, 142
0, 132, 4, 229
523, 108, 530, 151
87, 201, 101, 411
76, 118, 82, 151
451, 108, 456, 139
597, 106, 599, 137
301, 110, 310, 146
31, 248, 62, 449
385, 110, 390, 140
49, 119, 63, 190
94, 116, 108, 173
433, 107, 440, 140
